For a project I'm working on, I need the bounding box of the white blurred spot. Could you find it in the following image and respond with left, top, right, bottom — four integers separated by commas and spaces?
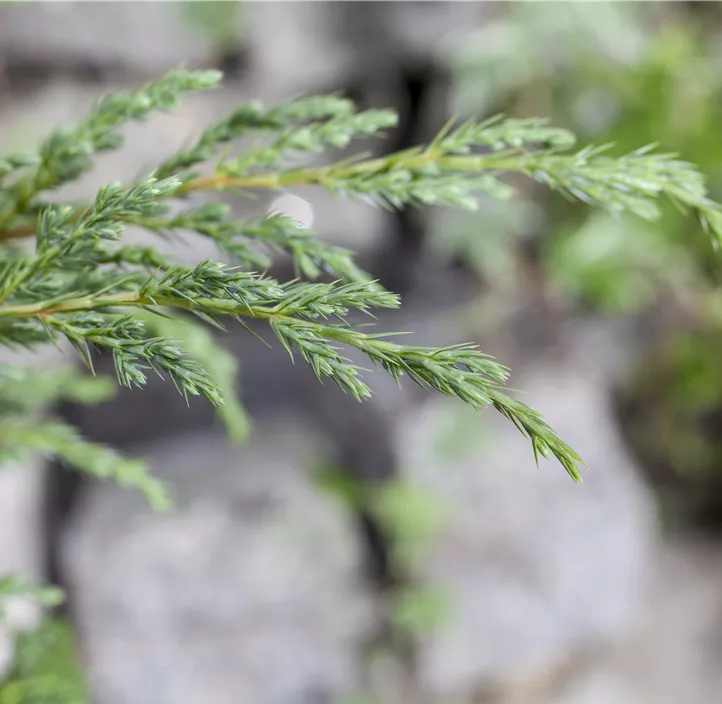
2, 596, 41, 631
269, 194, 314, 229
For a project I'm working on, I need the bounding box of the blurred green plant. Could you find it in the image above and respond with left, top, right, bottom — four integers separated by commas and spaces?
135, 309, 250, 442
0, 620, 85, 704
630, 329, 722, 473
313, 464, 448, 581
314, 460, 451, 696
0, 577, 64, 620
445, 2, 722, 313
177, 2, 247, 57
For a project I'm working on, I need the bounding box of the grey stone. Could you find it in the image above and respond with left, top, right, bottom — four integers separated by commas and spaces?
543, 659, 635, 704
0, 4, 216, 77
244, 3, 355, 100
337, 2, 485, 67
616, 537, 722, 704
61, 422, 380, 704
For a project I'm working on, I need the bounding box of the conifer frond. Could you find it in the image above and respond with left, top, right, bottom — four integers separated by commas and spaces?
5, 69, 221, 205
128, 207, 373, 282
3, 68, 722, 490
155, 93, 395, 180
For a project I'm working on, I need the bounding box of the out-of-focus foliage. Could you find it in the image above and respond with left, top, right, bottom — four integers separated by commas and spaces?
621, 327, 722, 480
444, 2, 722, 313
0, 620, 85, 704
177, 2, 247, 55
0, 576, 64, 620
314, 463, 451, 643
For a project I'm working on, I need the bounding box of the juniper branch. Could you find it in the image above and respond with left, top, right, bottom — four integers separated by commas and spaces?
182, 124, 722, 242
153, 93, 364, 179
0, 270, 582, 479
4, 68, 722, 491
0, 69, 220, 227
126, 207, 373, 282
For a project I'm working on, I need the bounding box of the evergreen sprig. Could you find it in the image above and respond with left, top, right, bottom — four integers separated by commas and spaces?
10, 69, 220, 199
180, 114, 722, 241
154, 93, 363, 179
3, 66, 722, 506
129, 206, 372, 281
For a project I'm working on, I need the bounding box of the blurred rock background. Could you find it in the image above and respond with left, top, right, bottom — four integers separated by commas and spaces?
1, 2, 722, 703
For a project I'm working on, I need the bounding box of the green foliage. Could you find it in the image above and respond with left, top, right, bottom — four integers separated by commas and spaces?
622, 327, 722, 480
371, 479, 447, 574
1, 67, 722, 667
0, 620, 85, 704
389, 585, 450, 637
313, 464, 451, 642
0, 70, 608, 488
446, 3, 722, 526
136, 310, 250, 442
2, 418, 170, 511
446, 3, 722, 313
0, 367, 115, 411
311, 462, 366, 511
546, 211, 696, 313
2, 62, 722, 514
449, 3, 648, 119
126, 208, 371, 283
315, 464, 448, 573
0, 70, 220, 227
0, 577, 64, 620
178, 2, 246, 52
0, 365, 169, 510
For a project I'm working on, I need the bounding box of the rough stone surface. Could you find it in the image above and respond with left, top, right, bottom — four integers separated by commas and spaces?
0, 4, 215, 77
619, 536, 722, 704
61, 422, 380, 704
394, 324, 658, 701
244, 3, 355, 100
543, 661, 635, 704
